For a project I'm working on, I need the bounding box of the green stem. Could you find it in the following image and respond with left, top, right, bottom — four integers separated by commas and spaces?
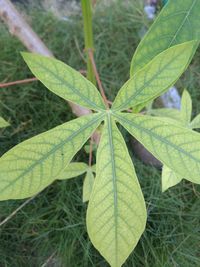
81, 0, 96, 85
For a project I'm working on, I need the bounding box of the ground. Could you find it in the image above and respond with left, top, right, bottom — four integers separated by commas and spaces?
0, 1, 200, 266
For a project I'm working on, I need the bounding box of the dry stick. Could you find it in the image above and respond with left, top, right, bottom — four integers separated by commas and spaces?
88, 137, 93, 166
0, 77, 38, 88
0, 194, 37, 227
88, 49, 109, 109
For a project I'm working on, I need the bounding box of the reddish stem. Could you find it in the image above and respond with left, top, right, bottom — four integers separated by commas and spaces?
88, 49, 109, 109
0, 77, 37, 88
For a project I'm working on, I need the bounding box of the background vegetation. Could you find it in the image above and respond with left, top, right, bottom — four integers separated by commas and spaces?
0, 1, 200, 266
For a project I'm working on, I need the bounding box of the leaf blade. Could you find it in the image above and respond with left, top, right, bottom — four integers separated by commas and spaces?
115, 112, 200, 184
22, 53, 106, 111
87, 114, 146, 267
57, 162, 88, 180
130, 0, 200, 75
181, 89, 192, 124
162, 165, 182, 192
0, 117, 10, 128
190, 114, 200, 129
82, 169, 95, 202
112, 41, 196, 111
0, 113, 104, 200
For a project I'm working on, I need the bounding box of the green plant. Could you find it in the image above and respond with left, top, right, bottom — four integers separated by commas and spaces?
0, 117, 9, 128
57, 162, 96, 202
150, 89, 200, 192
1, 1, 200, 267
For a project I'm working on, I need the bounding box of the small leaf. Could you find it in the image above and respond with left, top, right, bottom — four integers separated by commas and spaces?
57, 162, 88, 180
91, 164, 96, 173
0, 117, 10, 128
189, 114, 200, 129
181, 89, 192, 124
112, 41, 197, 111
87, 114, 147, 267
115, 112, 200, 184
22, 53, 106, 111
162, 165, 182, 192
0, 113, 104, 200
130, 0, 200, 75
150, 108, 181, 121
83, 169, 95, 202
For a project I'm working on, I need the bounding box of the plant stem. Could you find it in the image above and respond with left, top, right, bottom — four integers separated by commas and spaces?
81, 0, 96, 85
88, 50, 109, 109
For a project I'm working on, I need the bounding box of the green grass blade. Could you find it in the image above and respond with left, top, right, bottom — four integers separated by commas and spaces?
115, 112, 200, 184
87, 114, 147, 267
57, 162, 88, 180
0, 117, 10, 128
190, 114, 200, 129
162, 165, 182, 192
0, 113, 104, 200
82, 169, 94, 203
130, 0, 200, 75
181, 89, 192, 124
112, 41, 196, 111
22, 52, 106, 111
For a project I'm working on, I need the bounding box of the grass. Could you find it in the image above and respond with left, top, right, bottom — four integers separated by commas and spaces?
0, 1, 200, 266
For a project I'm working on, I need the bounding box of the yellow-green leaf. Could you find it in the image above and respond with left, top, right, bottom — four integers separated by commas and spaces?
181, 89, 192, 124
83, 169, 95, 202
0, 113, 104, 200
162, 165, 182, 192
0, 117, 10, 128
112, 41, 196, 111
190, 114, 200, 129
130, 0, 200, 75
150, 108, 181, 121
87, 113, 147, 267
115, 112, 200, 184
57, 162, 88, 180
22, 52, 106, 111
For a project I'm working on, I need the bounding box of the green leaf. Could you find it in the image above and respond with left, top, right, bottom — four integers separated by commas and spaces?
87, 113, 147, 267
57, 162, 88, 180
190, 114, 200, 129
150, 108, 181, 121
112, 41, 197, 111
130, 0, 200, 75
22, 52, 106, 111
115, 112, 200, 184
162, 165, 182, 192
0, 117, 10, 128
0, 113, 104, 200
83, 169, 95, 202
181, 89, 192, 124
91, 164, 96, 173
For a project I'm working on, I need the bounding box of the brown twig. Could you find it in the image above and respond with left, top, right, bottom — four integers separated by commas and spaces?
88, 136, 93, 166
87, 49, 109, 109
0, 77, 38, 88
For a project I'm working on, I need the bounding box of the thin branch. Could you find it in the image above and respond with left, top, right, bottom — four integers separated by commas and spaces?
0, 77, 37, 88
0, 194, 37, 227
88, 137, 93, 166
88, 49, 109, 109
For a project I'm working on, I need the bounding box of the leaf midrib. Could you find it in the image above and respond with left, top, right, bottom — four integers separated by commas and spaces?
0, 113, 104, 193
168, 0, 197, 47
106, 114, 118, 265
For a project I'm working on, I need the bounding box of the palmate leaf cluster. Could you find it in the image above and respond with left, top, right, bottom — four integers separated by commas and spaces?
0, 0, 200, 266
